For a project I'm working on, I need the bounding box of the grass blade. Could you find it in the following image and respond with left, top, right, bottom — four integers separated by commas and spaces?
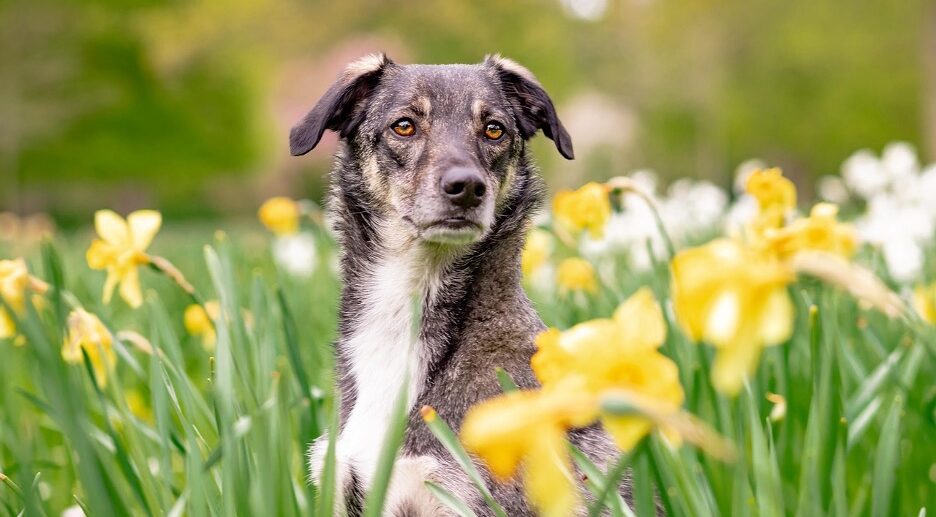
494, 367, 519, 393
570, 444, 633, 517
362, 380, 410, 517
420, 406, 508, 517
871, 394, 902, 517
424, 481, 479, 517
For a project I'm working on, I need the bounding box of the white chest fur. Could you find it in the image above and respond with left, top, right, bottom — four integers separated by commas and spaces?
333, 246, 440, 487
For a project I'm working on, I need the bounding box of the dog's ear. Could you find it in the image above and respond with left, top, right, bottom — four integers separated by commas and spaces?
485, 54, 574, 160
290, 53, 394, 156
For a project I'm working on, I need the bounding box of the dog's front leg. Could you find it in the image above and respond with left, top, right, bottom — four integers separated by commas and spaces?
308, 434, 368, 515
383, 455, 472, 517
310, 439, 461, 516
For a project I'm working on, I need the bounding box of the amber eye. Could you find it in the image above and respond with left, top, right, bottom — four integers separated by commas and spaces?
391, 118, 415, 137
484, 122, 504, 140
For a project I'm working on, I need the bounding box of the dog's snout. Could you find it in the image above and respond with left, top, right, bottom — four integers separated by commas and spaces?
440, 168, 486, 209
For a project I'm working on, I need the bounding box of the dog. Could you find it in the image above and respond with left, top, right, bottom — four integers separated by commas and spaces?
291, 54, 624, 516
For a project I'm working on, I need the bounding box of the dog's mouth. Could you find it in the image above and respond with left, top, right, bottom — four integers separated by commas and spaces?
433, 217, 479, 230
419, 217, 484, 245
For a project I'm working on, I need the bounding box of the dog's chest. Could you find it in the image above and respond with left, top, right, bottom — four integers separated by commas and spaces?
336, 250, 438, 485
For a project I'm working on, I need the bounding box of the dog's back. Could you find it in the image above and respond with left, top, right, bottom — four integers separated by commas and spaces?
291, 54, 623, 516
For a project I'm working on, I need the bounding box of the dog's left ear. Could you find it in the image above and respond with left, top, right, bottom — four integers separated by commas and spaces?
290, 53, 394, 156
485, 54, 574, 160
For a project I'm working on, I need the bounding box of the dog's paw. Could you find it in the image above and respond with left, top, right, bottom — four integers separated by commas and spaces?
307, 435, 356, 508
384, 456, 459, 517
306, 434, 329, 486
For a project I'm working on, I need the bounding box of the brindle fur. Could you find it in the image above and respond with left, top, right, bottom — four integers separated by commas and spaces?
291, 54, 630, 516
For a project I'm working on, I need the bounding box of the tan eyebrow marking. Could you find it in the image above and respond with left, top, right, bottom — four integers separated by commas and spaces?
412, 96, 431, 117
472, 99, 485, 120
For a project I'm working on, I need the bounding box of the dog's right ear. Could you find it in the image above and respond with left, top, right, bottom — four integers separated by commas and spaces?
289, 53, 393, 156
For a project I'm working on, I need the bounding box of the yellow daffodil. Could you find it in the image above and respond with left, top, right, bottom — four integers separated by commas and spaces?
521, 229, 552, 278
746, 167, 796, 216
556, 257, 598, 294
184, 301, 219, 351
463, 288, 727, 508
532, 288, 683, 450
86, 210, 162, 308
0, 258, 48, 344
599, 349, 684, 451
762, 203, 857, 260
671, 239, 794, 396
0, 259, 30, 341
125, 389, 153, 423
532, 288, 665, 386
62, 309, 116, 387
0, 309, 14, 342
552, 182, 611, 238
183, 300, 252, 351
461, 386, 597, 517
745, 168, 797, 239
258, 197, 301, 236
912, 283, 936, 323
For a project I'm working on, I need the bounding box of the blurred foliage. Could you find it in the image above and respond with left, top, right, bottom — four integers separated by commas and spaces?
2, 0, 933, 221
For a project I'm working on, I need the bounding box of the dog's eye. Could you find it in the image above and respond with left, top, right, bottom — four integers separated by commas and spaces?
483, 122, 504, 141
391, 118, 416, 137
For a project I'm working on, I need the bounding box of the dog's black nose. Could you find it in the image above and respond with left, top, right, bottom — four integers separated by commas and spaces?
440, 168, 486, 209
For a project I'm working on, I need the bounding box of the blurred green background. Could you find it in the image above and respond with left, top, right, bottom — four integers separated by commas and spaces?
3, 0, 935, 224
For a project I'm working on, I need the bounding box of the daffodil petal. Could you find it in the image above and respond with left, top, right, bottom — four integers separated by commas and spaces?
62, 309, 115, 387
86, 240, 114, 270
119, 268, 143, 308
102, 270, 120, 305
127, 210, 162, 251
704, 290, 740, 347
61, 338, 82, 363
460, 394, 530, 479
0, 308, 15, 339
94, 210, 130, 247
184, 304, 210, 335
524, 429, 579, 517
91, 343, 111, 388
602, 414, 653, 452
759, 288, 794, 345
614, 287, 666, 350
711, 341, 762, 396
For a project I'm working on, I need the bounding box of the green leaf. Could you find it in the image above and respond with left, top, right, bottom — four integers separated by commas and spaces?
631, 444, 655, 517
744, 385, 783, 517
494, 367, 519, 393
314, 395, 340, 517
871, 394, 902, 517
362, 380, 410, 517
569, 445, 633, 517
424, 481, 479, 517
421, 408, 508, 517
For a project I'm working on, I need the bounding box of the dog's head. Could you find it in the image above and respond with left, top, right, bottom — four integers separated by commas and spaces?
290, 54, 573, 247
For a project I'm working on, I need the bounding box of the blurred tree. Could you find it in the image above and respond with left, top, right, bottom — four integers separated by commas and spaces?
607, 0, 928, 189
2, 0, 267, 221
0, 0, 931, 220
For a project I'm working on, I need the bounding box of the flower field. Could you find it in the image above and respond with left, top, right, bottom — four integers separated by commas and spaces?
1, 143, 935, 516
